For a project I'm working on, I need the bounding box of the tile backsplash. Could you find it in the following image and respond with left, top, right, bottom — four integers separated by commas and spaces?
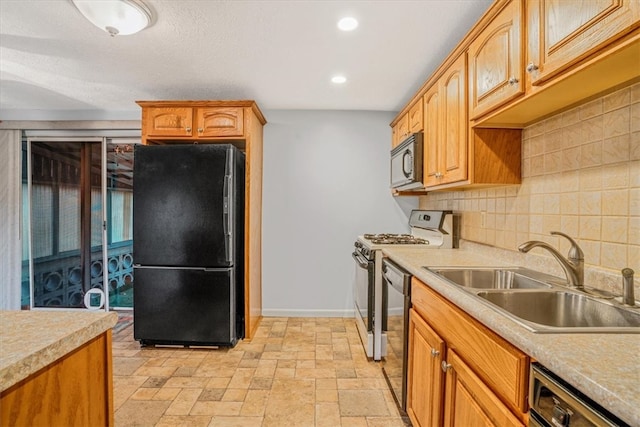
419, 82, 639, 293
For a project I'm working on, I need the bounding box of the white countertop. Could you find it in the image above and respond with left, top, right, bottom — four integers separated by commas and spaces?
382, 244, 640, 426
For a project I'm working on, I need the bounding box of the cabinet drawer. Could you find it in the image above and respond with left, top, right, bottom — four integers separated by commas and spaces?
411, 278, 529, 413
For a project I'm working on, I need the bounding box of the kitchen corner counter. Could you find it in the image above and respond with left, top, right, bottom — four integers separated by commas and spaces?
0, 310, 118, 392
382, 245, 640, 426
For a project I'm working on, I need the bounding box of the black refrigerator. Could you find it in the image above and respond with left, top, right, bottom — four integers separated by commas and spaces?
133, 144, 244, 347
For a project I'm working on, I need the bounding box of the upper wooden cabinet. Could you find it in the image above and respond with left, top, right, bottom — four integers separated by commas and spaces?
408, 101, 424, 133
138, 101, 263, 144
526, 0, 640, 87
468, 0, 524, 120
391, 101, 422, 148
142, 106, 243, 139
197, 107, 244, 137
392, 113, 410, 148
143, 106, 194, 138
423, 54, 468, 187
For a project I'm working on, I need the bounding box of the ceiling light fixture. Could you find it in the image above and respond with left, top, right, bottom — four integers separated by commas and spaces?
337, 17, 358, 31
331, 75, 347, 84
70, 0, 153, 37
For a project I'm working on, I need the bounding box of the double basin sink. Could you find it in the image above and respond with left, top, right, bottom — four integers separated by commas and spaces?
424, 267, 640, 333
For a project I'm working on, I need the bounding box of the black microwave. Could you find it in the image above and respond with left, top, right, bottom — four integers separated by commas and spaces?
390, 133, 424, 191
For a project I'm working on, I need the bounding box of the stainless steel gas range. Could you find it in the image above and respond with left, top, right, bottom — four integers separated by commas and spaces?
352, 210, 457, 361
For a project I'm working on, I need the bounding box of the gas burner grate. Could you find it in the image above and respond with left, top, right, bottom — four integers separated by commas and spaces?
363, 233, 429, 245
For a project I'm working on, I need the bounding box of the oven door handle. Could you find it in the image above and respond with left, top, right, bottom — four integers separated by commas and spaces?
352, 251, 370, 269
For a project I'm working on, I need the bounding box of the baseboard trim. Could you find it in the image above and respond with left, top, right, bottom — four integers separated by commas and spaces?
261, 308, 355, 318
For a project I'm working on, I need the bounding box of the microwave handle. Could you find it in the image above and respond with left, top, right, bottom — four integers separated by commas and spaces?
402, 149, 413, 178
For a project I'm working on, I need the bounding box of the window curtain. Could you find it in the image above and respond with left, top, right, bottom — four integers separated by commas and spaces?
0, 129, 22, 310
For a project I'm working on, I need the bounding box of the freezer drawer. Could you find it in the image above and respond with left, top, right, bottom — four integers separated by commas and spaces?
133, 267, 239, 346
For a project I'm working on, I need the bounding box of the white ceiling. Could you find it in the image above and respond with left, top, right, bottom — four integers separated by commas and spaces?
0, 0, 492, 119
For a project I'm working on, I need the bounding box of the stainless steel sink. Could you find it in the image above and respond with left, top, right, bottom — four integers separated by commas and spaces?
476, 290, 640, 333
428, 267, 553, 290
423, 266, 640, 333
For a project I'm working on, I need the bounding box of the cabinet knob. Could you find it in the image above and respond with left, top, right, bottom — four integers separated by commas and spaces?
526, 62, 539, 73
441, 361, 452, 372
197, 128, 204, 133
430, 348, 440, 357
508, 77, 519, 85
185, 127, 192, 133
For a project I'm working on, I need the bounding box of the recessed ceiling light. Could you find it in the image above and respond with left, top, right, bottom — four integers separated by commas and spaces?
337, 17, 358, 31
331, 75, 347, 84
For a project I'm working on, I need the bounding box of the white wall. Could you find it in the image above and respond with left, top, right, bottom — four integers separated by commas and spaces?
262, 110, 418, 316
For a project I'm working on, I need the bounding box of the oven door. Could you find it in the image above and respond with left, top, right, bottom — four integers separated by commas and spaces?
352, 249, 374, 358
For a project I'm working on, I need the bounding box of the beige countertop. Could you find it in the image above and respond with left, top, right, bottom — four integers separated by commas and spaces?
383, 244, 640, 427
0, 310, 118, 392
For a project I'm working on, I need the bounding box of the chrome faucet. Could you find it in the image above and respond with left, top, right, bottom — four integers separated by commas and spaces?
518, 231, 584, 289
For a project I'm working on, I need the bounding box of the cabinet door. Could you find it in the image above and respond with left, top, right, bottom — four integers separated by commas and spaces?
422, 86, 440, 187
440, 54, 468, 185
197, 107, 244, 137
443, 351, 524, 427
468, 0, 523, 120
423, 54, 468, 188
391, 121, 402, 148
407, 309, 446, 427
527, 0, 640, 86
409, 101, 424, 133
396, 114, 410, 146
144, 107, 194, 137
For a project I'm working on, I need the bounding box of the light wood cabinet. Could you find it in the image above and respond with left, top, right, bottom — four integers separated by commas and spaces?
137, 100, 266, 340
407, 309, 445, 427
443, 350, 525, 427
481, 0, 640, 126
393, 0, 639, 188
423, 54, 468, 187
468, 0, 524, 120
143, 106, 194, 138
142, 105, 244, 140
408, 101, 424, 133
392, 101, 422, 148
392, 113, 410, 148
526, 0, 640, 87
408, 277, 530, 426
1, 331, 114, 427
196, 107, 244, 137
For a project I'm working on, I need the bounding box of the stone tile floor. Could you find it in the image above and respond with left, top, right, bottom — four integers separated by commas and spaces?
112, 317, 409, 426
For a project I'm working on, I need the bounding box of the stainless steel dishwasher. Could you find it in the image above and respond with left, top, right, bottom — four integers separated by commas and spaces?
529, 363, 630, 427
381, 258, 411, 414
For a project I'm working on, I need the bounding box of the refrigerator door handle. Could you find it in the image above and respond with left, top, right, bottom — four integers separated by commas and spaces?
223, 174, 233, 263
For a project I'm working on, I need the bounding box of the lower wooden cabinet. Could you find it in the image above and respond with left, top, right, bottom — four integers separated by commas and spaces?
407, 277, 529, 426
1, 331, 114, 427
407, 309, 445, 427
443, 350, 525, 427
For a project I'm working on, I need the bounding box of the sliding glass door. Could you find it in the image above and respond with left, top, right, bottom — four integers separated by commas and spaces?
28, 139, 105, 309
23, 137, 139, 311
106, 142, 134, 309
